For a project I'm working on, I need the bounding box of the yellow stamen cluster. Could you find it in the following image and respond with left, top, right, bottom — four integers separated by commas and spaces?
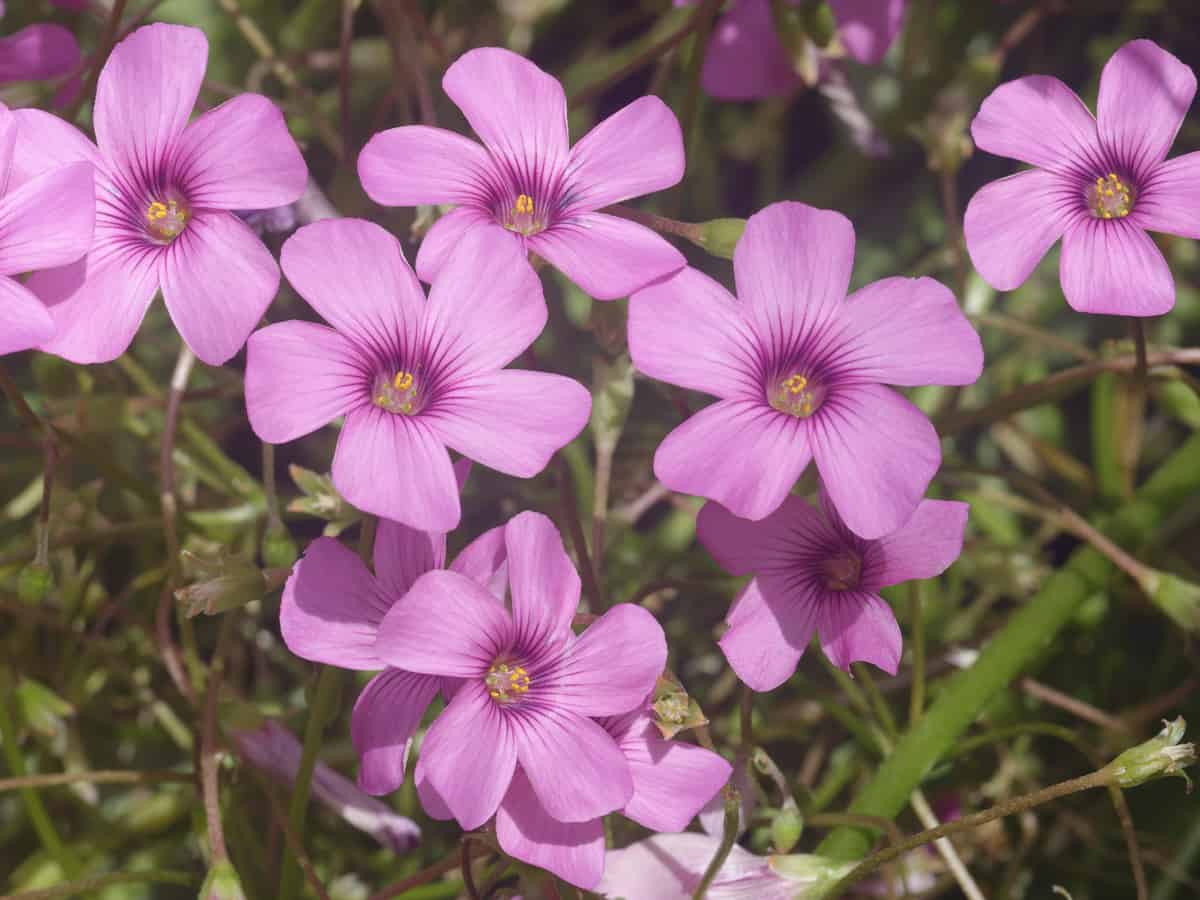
515, 193, 534, 216
504, 193, 544, 236
372, 371, 419, 415
1088, 172, 1134, 219
145, 198, 190, 241
771, 373, 817, 418
486, 662, 531, 704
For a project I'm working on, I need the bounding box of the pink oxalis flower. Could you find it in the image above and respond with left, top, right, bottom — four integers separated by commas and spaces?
357, 46, 686, 300
0, 102, 93, 355
698, 488, 967, 690
376, 512, 672, 888
10, 23, 307, 365
965, 39, 1198, 316
245, 218, 590, 532
675, 0, 907, 100
629, 201, 982, 540
0, 4, 80, 87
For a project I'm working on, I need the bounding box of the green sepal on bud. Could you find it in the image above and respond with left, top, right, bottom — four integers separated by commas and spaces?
261, 519, 298, 569
766, 852, 855, 895
651, 671, 709, 739
16, 562, 53, 604
176, 549, 265, 618
1110, 716, 1195, 791
688, 217, 747, 260
288, 464, 361, 537
199, 860, 247, 900
1138, 570, 1200, 633
771, 804, 805, 853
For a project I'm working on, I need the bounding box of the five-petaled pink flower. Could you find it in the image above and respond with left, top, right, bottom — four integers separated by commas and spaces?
357, 46, 686, 300
965, 39, 1198, 316
675, 0, 907, 100
245, 217, 590, 531
629, 201, 982, 540
0, 3, 79, 88
10, 23, 307, 365
699, 488, 967, 691
377, 512, 668, 888
0, 102, 93, 355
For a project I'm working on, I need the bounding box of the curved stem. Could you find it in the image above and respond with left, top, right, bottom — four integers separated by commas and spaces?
692, 785, 740, 899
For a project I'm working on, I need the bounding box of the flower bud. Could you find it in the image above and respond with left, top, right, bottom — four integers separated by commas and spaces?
261, 520, 298, 569
690, 217, 746, 260
767, 852, 855, 891
16, 563, 53, 604
1110, 717, 1195, 790
771, 803, 804, 853
199, 860, 246, 900
1139, 571, 1200, 633
288, 464, 361, 536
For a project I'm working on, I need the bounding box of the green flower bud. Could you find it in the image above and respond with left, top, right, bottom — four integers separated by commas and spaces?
16, 563, 53, 603
199, 860, 247, 900
690, 218, 747, 260
771, 803, 804, 853
1110, 717, 1195, 790
1139, 570, 1200, 633
262, 520, 298, 569
767, 852, 855, 894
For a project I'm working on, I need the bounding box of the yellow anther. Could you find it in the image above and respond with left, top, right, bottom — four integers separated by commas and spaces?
393, 371, 414, 391
486, 662, 532, 703
782, 374, 808, 394
515, 193, 534, 215
148, 201, 168, 220
1087, 172, 1135, 220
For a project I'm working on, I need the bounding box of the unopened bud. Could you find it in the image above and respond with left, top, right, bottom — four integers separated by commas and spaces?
690, 218, 746, 260
199, 860, 246, 900
1139, 571, 1200, 633
261, 520, 298, 569
176, 550, 264, 618
771, 803, 804, 853
1110, 717, 1195, 790
17, 563, 53, 603
767, 853, 855, 890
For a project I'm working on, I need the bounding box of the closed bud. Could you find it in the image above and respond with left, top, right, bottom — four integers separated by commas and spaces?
1138, 570, 1200, 633
17, 563, 53, 603
771, 803, 804, 853
199, 860, 246, 900
261, 520, 298, 569
690, 218, 747, 260
767, 852, 855, 891
1110, 717, 1195, 790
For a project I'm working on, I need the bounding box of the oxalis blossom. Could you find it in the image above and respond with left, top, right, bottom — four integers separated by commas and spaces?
629, 201, 982, 540
699, 488, 967, 690
965, 39, 1199, 316
357, 46, 686, 300
0, 102, 93, 356
675, 0, 907, 100
376, 512, 669, 889
9, 23, 307, 365
0, 3, 80, 88
245, 218, 590, 531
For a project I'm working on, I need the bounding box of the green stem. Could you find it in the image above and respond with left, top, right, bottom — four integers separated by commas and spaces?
3, 869, 194, 899
908, 582, 926, 726
277, 663, 342, 900
815, 432, 1200, 862
692, 785, 740, 899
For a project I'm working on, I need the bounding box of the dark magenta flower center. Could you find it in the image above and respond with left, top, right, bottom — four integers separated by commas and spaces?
820, 551, 863, 591
144, 193, 191, 243
371, 370, 422, 415
1086, 172, 1136, 220
768, 371, 826, 418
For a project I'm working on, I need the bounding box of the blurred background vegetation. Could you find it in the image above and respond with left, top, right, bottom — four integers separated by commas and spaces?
1, 1, 1198, 897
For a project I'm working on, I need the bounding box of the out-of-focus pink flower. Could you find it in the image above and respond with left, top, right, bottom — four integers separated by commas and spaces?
0, 20, 79, 86
596, 833, 854, 899
10, 23, 307, 365
0, 103, 93, 355
965, 39, 1198, 316
675, 0, 906, 100
358, 47, 686, 300
699, 487, 968, 690
377, 511, 668, 889
245, 218, 589, 531
629, 201, 982, 539
233, 720, 421, 853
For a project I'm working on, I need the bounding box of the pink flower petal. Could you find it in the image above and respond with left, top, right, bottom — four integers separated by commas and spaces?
352, 668, 441, 795
628, 266, 761, 401
866, 499, 968, 589
413, 206, 500, 284
9, 108, 100, 186
654, 399, 811, 522
442, 48, 569, 181
495, 769, 606, 890
332, 406, 460, 532
1059, 218, 1174, 316
425, 369, 590, 479
597, 833, 779, 900
414, 756, 454, 820
816, 590, 902, 674
504, 511, 580, 649
280, 218, 425, 349
374, 569, 509, 677
563, 96, 684, 212
421, 226, 547, 378
831, 0, 906, 65
0, 106, 13, 194
529, 212, 685, 300
94, 24, 207, 179
734, 202, 855, 353
419, 680, 516, 829
372, 518, 446, 599
839, 276, 983, 386
550, 604, 666, 717
280, 537, 389, 670
358, 125, 492, 206
697, 494, 830, 577
614, 713, 732, 832
964, 169, 1077, 291
1097, 40, 1196, 174
160, 211, 279, 365
449, 524, 510, 600
719, 577, 818, 692
0, 25, 80, 84
0, 161, 93, 275
244, 321, 363, 444
514, 708, 632, 823
0, 275, 54, 355
701, 0, 799, 100
172, 93, 307, 210
33, 246, 160, 364
1134, 150, 1200, 239
811, 383, 939, 540
970, 75, 1099, 173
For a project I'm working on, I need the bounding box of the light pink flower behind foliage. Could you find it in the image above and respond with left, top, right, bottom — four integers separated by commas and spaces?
0, 103, 93, 355
629, 201, 982, 539
245, 218, 590, 532
376, 512, 669, 889
10, 23, 307, 365
965, 39, 1199, 316
357, 47, 686, 300
699, 489, 968, 690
